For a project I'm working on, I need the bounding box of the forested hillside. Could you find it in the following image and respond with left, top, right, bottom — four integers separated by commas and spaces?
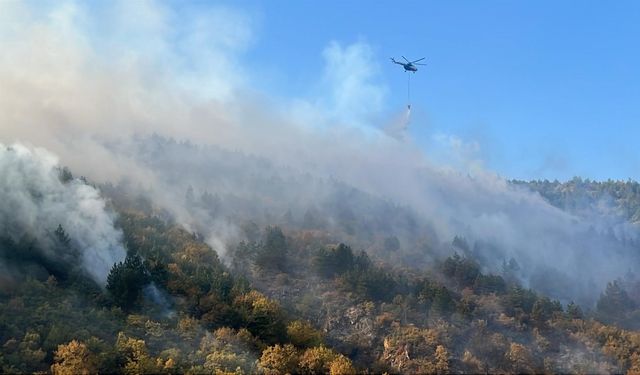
3, 164, 640, 373
514, 178, 640, 224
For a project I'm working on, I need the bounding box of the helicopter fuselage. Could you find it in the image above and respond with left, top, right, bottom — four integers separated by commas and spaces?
391, 57, 423, 72
404, 63, 418, 72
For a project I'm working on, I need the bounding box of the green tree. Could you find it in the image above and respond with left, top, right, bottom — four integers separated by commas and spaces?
596, 280, 636, 325
234, 291, 287, 345
442, 253, 480, 288
255, 226, 288, 272
566, 301, 584, 319
58, 167, 73, 183
106, 254, 151, 311
504, 286, 538, 315
473, 273, 507, 294
531, 297, 563, 324
54, 224, 71, 247
415, 278, 455, 316
15, 331, 46, 372
312, 244, 354, 278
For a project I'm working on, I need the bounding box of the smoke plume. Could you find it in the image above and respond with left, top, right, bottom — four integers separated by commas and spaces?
0, 143, 126, 285
0, 1, 638, 305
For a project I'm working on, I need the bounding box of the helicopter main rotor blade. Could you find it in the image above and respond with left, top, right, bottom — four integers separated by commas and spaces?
411, 57, 426, 63
402, 56, 410, 63
414, 63, 428, 66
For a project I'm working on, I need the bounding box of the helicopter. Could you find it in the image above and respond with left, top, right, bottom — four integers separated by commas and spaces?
391, 56, 427, 72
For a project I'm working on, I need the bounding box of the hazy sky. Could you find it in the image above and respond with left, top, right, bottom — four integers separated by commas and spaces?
228, 0, 640, 181
4, 0, 640, 181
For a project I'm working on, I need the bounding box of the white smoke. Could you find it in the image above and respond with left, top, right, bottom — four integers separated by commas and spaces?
0, 0, 638, 304
0, 143, 126, 285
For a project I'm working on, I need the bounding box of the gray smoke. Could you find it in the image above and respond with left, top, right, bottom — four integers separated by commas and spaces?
0, 143, 126, 285
0, 1, 638, 305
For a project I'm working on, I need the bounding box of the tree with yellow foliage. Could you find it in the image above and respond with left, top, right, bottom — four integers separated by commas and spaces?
328, 355, 356, 375
18, 330, 46, 367
506, 342, 533, 373
287, 320, 323, 348
116, 332, 161, 374
434, 345, 449, 374
297, 346, 356, 374
628, 352, 640, 375
51, 340, 96, 375
259, 344, 299, 374
234, 290, 287, 344
298, 346, 337, 373
204, 350, 256, 374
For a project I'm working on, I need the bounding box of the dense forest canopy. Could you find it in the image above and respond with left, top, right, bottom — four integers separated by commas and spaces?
2, 143, 640, 373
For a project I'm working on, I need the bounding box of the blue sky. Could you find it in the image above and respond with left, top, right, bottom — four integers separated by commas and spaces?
219, 0, 640, 181
4, 0, 639, 181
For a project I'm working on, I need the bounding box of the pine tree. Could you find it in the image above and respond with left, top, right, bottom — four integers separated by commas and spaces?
255, 226, 288, 272
106, 254, 150, 311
